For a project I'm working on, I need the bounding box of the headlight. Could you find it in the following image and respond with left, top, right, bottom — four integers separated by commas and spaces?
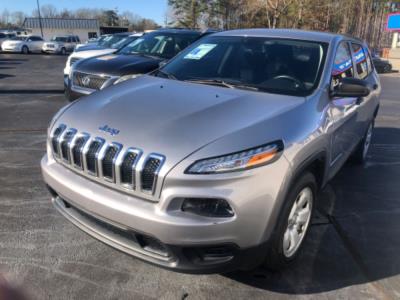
186, 141, 284, 174
113, 74, 142, 85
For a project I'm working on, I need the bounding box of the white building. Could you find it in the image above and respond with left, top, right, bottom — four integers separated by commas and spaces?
22, 18, 100, 42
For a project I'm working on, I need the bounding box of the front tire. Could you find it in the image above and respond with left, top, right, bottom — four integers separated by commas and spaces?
60, 48, 66, 55
263, 172, 316, 271
352, 121, 374, 164
21, 46, 29, 54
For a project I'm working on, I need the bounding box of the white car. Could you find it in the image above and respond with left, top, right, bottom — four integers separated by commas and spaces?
42, 35, 81, 55
63, 33, 142, 83
1, 35, 44, 54
0, 32, 16, 48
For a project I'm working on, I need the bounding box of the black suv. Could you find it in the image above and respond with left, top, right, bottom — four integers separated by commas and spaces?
65, 29, 207, 101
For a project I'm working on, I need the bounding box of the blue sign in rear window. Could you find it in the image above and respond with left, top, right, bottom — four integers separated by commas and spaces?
387, 13, 400, 30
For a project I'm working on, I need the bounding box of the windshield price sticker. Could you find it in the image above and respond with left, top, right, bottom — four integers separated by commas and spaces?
184, 44, 217, 60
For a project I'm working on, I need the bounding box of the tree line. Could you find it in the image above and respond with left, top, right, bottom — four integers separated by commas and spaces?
0, 5, 159, 32
168, 0, 400, 50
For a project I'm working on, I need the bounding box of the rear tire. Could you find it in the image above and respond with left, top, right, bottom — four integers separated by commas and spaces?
352, 121, 374, 164
21, 46, 29, 54
263, 172, 317, 271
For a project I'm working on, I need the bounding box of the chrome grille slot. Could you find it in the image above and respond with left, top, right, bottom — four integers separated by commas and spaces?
71, 134, 89, 169
101, 143, 122, 182
141, 154, 165, 194
51, 124, 66, 156
85, 138, 105, 176
119, 148, 142, 189
60, 129, 77, 163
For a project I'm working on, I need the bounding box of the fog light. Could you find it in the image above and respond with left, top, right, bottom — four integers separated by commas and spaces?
181, 198, 234, 218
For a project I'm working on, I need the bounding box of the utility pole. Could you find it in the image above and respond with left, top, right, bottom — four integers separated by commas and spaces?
36, 0, 44, 38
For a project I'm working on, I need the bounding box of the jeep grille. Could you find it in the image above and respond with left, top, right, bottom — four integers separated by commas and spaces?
49, 124, 165, 198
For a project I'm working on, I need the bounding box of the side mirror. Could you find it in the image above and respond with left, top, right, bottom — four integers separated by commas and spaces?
331, 77, 371, 98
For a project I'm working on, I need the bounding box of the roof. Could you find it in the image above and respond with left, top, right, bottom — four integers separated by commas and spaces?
155, 28, 201, 34
23, 18, 99, 30
215, 29, 351, 43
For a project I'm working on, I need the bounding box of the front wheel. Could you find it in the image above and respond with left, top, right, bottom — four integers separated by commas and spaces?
263, 172, 316, 270
352, 121, 374, 164
21, 46, 29, 54
60, 48, 66, 55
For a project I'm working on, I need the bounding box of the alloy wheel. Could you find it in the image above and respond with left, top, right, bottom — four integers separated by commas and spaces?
283, 187, 313, 258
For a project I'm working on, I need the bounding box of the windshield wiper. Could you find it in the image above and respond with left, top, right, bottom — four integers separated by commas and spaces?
184, 78, 235, 89
184, 78, 261, 91
156, 69, 177, 80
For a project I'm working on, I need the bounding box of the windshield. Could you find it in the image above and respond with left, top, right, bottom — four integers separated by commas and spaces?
158, 36, 328, 96
118, 32, 200, 59
51, 37, 68, 42
99, 35, 133, 49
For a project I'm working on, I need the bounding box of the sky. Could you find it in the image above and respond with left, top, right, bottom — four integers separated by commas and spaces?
3, 0, 168, 25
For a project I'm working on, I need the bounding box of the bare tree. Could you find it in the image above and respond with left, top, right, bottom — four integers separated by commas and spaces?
41, 4, 58, 18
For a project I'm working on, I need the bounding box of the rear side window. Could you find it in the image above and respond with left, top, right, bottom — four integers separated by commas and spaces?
364, 47, 374, 74
331, 42, 353, 88
351, 43, 368, 79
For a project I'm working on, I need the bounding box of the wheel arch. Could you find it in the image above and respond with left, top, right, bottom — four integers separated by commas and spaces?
261, 150, 328, 243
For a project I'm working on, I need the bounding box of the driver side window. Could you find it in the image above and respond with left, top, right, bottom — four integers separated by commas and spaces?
331, 42, 353, 89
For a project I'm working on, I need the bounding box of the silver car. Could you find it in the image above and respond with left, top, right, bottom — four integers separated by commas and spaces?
41, 29, 380, 273
42, 35, 80, 55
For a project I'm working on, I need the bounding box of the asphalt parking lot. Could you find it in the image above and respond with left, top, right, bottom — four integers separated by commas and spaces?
0, 53, 399, 300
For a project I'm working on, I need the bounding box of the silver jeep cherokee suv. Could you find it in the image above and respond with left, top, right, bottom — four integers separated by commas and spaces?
41, 29, 380, 273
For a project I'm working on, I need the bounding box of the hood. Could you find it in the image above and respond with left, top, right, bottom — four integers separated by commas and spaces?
56, 75, 303, 170
74, 53, 163, 76
75, 44, 107, 52
72, 48, 116, 59
3, 40, 22, 45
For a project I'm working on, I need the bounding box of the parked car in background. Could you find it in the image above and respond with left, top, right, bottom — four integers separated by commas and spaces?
1, 35, 44, 54
42, 29, 381, 273
63, 33, 143, 88
75, 35, 109, 50
0, 32, 16, 48
42, 35, 80, 55
74, 33, 138, 53
372, 54, 393, 73
65, 28, 207, 101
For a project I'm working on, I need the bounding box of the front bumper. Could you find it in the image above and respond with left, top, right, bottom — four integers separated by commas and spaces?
42, 47, 60, 53
41, 150, 289, 272
1, 46, 21, 52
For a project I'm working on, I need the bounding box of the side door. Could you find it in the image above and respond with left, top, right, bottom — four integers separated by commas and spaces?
350, 42, 380, 136
33, 36, 44, 51
28, 36, 39, 51
329, 41, 360, 167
